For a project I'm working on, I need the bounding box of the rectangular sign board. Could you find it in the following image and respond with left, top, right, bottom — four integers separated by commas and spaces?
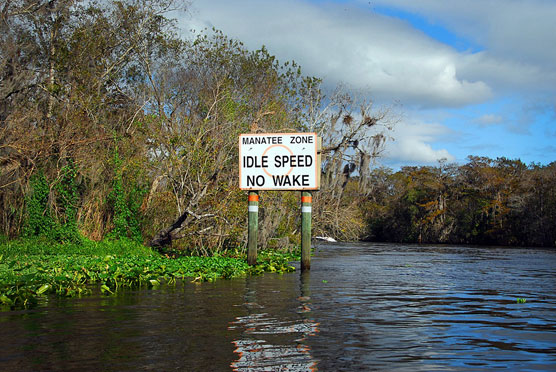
239, 133, 319, 190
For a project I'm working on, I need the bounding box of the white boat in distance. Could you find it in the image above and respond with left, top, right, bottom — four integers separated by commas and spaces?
314, 236, 337, 242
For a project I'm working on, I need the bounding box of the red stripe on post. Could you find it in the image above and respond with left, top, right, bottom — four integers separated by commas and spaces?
301, 196, 312, 203
248, 194, 259, 202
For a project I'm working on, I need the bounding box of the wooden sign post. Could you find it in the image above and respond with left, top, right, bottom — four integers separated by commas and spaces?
247, 191, 259, 266
301, 191, 312, 271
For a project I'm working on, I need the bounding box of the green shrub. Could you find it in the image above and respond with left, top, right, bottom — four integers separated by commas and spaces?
107, 147, 145, 242
23, 171, 54, 238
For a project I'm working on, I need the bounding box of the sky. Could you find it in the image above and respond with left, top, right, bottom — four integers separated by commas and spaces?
182, 0, 556, 169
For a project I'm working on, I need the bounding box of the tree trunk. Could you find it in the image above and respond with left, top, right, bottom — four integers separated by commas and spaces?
149, 209, 190, 248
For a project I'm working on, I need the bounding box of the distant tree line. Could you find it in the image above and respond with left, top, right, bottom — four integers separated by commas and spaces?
357, 157, 556, 247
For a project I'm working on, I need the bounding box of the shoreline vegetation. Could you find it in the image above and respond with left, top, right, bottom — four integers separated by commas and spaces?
0, 237, 298, 310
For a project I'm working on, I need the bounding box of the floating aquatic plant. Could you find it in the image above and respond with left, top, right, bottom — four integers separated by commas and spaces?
0, 238, 297, 310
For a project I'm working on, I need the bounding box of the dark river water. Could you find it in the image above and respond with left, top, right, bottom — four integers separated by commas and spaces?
1, 243, 555, 371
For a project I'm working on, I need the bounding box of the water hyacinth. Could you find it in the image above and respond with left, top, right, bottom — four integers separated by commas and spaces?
0, 238, 297, 310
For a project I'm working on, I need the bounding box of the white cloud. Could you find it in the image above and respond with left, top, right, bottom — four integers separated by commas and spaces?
182, 0, 556, 167
384, 121, 456, 164
368, 0, 556, 94
185, 0, 492, 108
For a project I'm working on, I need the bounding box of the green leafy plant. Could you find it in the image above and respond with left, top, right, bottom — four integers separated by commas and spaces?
108, 146, 145, 242
23, 162, 82, 244
23, 171, 53, 238
54, 160, 81, 243
0, 237, 300, 310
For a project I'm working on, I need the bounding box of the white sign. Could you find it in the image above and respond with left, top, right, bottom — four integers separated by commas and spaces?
239, 133, 319, 190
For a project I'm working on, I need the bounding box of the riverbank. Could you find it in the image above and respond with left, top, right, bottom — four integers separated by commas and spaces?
0, 237, 297, 310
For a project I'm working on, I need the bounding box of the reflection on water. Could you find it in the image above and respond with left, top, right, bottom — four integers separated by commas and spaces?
229, 273, 319, 371
0, 243, 555, 371
229, 314, 319, 372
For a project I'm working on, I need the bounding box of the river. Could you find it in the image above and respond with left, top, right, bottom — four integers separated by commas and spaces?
1, 243, 555, 371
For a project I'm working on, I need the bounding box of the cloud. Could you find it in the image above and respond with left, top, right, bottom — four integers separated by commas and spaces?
368, 0, 556, 94
183, 0, 556, 167
457, 52, 556, 96
384, 121, 456, 164
185, 0, 492, 108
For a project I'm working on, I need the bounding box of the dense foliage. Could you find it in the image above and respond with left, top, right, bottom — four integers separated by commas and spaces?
361, 157, 556, 247
1, 0, 393, 252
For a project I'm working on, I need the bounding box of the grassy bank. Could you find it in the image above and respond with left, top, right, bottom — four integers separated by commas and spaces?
0, 237, 298, 310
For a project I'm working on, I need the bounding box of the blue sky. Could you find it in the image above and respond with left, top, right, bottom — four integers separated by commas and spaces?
184, 0, 556, 169
372, 4, 483, 53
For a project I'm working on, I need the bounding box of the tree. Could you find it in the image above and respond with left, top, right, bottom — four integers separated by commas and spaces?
145, 31, 310, 251
362, 157, 556, 247
0, 0, 187, 239
307, 85, 397, 241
